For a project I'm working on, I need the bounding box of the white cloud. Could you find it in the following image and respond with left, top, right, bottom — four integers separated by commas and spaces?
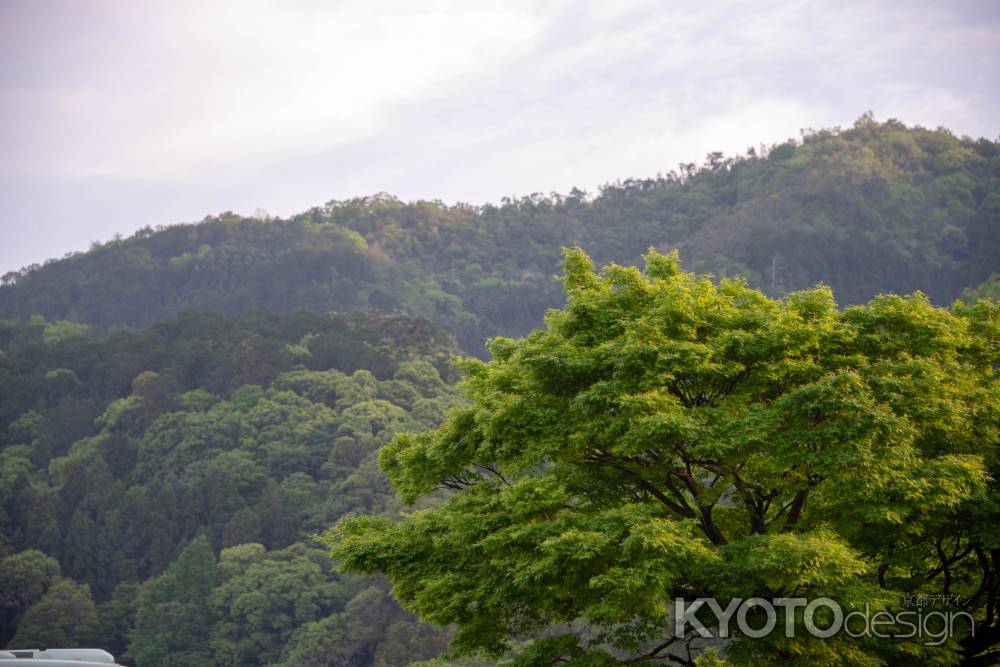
2, 0, 553, 180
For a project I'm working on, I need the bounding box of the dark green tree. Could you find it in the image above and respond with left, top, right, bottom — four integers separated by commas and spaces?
0, 550, 61, 647
128, 535, 217, 667
9, 578, 97, 649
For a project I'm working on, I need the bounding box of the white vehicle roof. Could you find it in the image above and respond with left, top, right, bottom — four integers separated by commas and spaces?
0, 661, 119, 667
0, 648, 119, 664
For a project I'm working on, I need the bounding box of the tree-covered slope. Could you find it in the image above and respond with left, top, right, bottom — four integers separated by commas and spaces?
0, 115, 998, 665
0, 310, 463, 664
2, 116, 997, 355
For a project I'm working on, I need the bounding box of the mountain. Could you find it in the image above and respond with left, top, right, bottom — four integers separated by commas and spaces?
2, 115, 997, 356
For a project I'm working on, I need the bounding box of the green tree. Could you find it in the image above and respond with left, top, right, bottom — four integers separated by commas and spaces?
281, 584, 413, 667
373, 620, 451, 667
209, 543, 340, 667
129, 535, 217, 667
84, 581, 141, 660
0, 550, 61, 647
960, 274, 1000, 303
9, 578, 97, 649
328, 249, 999, 666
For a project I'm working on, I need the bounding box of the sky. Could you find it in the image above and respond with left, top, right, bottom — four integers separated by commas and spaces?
1, 0, 998, 273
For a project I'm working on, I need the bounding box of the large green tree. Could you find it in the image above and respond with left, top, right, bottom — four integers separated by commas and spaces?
327, 249, 999, 666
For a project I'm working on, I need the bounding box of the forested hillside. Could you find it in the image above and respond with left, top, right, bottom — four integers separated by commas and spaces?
2, 116, 997, 355
0, 310, 463, 664
0, 116, 998, 665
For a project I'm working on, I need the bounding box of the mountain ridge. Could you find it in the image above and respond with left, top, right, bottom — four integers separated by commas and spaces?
2, 115, 997, 355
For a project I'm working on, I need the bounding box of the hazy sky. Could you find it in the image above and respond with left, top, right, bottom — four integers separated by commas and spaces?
1, 0, 998, 273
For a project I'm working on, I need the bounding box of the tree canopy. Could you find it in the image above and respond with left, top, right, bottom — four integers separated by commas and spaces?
328, 248, 1000, 666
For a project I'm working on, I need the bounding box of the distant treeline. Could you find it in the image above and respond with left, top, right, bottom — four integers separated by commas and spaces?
2, 115, 997, 355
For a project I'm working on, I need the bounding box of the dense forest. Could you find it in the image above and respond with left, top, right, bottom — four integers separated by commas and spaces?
0, 117, 998, 665
1, 116, 998, 355
0, 310, 463, 664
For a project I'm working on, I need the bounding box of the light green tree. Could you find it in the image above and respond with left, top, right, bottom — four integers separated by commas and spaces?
209, 544, 342, 667
327, 249, 999, 666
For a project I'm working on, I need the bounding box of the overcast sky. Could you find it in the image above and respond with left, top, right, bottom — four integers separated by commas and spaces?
1, 0, 998, 273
